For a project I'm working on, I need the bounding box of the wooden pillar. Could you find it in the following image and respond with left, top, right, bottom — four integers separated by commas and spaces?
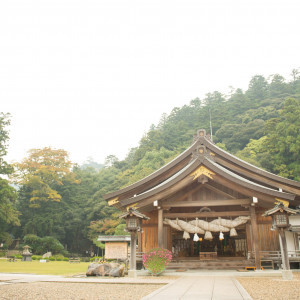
137, 231, 142, 253
130, 231, 136, 270
250, 205, 261, 270
278, 228, 290, 270
158, 209, 164, 248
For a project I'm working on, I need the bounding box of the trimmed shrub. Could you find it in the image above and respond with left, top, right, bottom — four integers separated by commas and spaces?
31, 255, 43, 260
54, 254, 64, 261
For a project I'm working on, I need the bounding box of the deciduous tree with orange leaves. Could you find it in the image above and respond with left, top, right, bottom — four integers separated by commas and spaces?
13, 147, 79, 208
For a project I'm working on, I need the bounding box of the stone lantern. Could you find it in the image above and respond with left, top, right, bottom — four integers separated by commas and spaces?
263, 202, 299, 279
119, 208, 149, 277
22, 245, 33, 261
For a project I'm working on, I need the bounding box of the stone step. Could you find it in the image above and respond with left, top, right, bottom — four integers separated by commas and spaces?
167, 259, 255, 270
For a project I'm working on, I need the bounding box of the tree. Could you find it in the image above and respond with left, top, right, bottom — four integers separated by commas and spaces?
0, 113, 19, 246
13, 148, 79, 246
246, 75, 269, 101
0, 113, 14, 175
23, 234, 65, 255
263, 98, 300, 180
13, 147, 78, 208
268, 74, 287, 97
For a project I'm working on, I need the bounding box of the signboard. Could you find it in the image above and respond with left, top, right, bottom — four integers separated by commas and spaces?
105, 242, 128, 259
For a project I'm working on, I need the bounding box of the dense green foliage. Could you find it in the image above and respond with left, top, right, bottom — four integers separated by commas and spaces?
0, 113, 20, 248
23, 234, 65, 255
2, 69, 300, 254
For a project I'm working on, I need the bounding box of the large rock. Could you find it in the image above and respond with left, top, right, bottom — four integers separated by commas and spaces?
86, 263, 101, 276
86, 262, 125, 277
109, 265, 125, 277
42, 252, 52, 258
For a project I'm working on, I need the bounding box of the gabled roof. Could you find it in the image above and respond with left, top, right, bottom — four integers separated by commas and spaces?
262, 202, 299, 217
103, 140, 198, 201
97, 235, 131, 242
118, 208, 150, 220
201, 135, 300, 191
104, 129, 300, 210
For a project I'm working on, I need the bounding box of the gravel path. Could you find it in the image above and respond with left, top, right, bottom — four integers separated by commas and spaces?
237, 272, 300, 300
0, 282, 163, 300
1, 273, 299, 300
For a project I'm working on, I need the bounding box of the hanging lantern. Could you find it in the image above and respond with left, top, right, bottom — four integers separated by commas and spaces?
230, 228, 237, 237
204, 231, 213, 240
219, 232, 224, 240
193, 233, 199, 241
199, 237, 203, 242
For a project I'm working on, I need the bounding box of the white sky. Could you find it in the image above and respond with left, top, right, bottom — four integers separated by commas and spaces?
1, 0, 299, 165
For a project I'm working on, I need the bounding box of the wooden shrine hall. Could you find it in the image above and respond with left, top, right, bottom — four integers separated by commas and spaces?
104, 129, 300, 270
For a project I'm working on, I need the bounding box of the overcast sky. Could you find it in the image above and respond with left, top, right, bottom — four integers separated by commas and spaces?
1, 0, 299, 165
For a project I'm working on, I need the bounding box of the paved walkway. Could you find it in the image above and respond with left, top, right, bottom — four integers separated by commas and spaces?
0, 273, 173, 285
142, 276, 252, 300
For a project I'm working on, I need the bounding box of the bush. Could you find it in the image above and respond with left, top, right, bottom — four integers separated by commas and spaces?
143, 248, 172, 275
15, 254, 22, 259
49, 256, 55, 261
90, 256, 102, 262
54, 254, 64, 261
63, 257, 69, 261
0, 251, 6, 257
31, 255, 43, 260
80, 257, 90, 262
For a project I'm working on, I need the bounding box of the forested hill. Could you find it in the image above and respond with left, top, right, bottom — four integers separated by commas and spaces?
3, 70, 300, 255
113, 72, 300, 186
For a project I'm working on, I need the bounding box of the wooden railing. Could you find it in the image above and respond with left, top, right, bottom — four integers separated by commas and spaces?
248, 250, 300, 261
128, 251, 144, 261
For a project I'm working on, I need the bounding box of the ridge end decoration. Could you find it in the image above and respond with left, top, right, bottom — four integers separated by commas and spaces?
190, 166, 215, 181
126, 203, 138, 211
108, 197, 119, 206
275, 198, 289, 207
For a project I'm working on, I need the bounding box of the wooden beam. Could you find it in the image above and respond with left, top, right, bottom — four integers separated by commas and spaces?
205, 184, 236, 199
162, 199, 251, 208
170, 184, 204, 203
164, 210, 250, 218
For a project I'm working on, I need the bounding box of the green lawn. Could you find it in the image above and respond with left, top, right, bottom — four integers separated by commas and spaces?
0, 259, 90, 275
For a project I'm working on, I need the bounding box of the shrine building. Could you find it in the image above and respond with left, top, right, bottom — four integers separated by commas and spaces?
104, 129, 300, 269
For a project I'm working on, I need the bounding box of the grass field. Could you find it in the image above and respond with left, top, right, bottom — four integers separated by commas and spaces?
0, 259, 90, 275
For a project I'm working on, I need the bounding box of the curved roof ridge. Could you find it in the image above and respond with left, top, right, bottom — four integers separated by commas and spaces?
205, 157, 295, 201
120, 157, 200, 207
202, 137, 300, 188
104, 140, 199, 200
